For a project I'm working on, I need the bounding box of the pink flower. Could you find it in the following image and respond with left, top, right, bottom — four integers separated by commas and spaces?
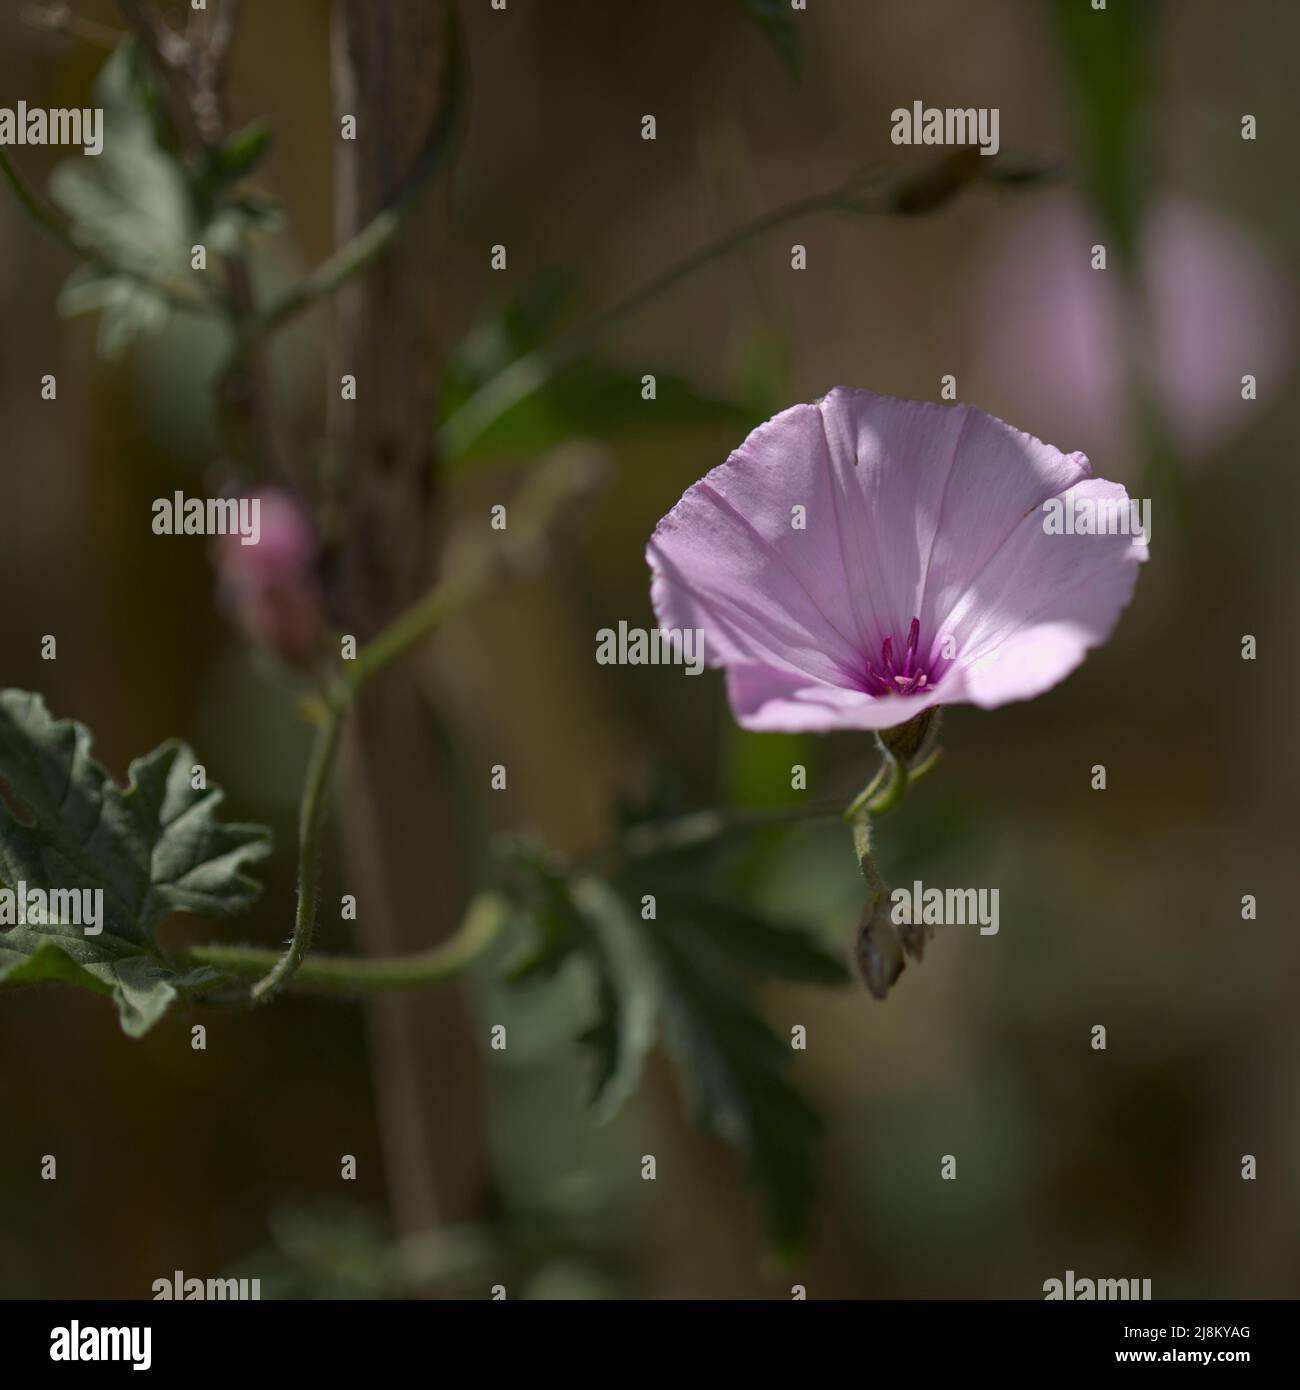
214, 488, 325, 664
647, 388, 1146, 733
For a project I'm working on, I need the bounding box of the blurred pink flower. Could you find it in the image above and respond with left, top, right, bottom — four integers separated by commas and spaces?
647, 388, 1146, 732
972, 192, 1292, 463
214, 488, 324, 664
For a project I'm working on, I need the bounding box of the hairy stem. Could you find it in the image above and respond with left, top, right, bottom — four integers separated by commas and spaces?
850, 813, 888, 896
865, 757, 910, 817
345, 448, 604, 694
248, 701, 345, 1001
842, 761, 891, 822
189, 891, 508, 992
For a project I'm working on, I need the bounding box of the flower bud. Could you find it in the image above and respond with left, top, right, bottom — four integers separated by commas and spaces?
213, 488, 325, 665
855, 895, 905, 1001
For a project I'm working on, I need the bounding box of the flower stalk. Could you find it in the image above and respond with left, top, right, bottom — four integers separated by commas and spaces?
844, 709, 946, 998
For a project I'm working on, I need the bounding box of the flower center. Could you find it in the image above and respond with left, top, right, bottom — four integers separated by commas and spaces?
862, 617, 934, 697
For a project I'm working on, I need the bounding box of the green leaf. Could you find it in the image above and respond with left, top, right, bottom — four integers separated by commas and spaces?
506, 825, 833, 1244
658, 891, 849, 986
48, 42, 192, 279
227, 193, 287, 231
442, 271, 749, 466
214, 118, 274, 183
57, 264, 171, 358
504, 845, 658, 1121
47, 43, 192, 355
0, 690, 272, 1036
735, 0, 801, 76
46, 41, 276, 355
570, 877, 659, 1123
610, 804, 835, 1245
649, 915, 822, 1253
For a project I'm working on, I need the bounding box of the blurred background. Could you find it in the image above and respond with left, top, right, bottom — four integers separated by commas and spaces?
1, 0, 1297, 1298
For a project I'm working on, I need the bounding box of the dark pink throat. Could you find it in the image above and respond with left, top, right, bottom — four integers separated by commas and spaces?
862, 617, 935, 698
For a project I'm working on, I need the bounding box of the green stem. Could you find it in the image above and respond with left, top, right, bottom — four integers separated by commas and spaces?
189, 891, 508, 993
866, 758, 910, 817
248, 701, 345, 1001
844, 736, 944, 825
248, 208, 400, 345
0, 150, 84, 258
197, 450, 600, 1006
346, 448, 604, 696
344, 547, 492, 694
843, 761, 891, 822
849, 812, 888, 896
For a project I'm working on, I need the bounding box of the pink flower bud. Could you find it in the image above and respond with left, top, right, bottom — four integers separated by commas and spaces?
214, 488, 325, 665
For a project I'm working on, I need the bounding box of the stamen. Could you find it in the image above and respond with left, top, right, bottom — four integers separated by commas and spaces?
862, 617, 937, 700
903, 617, 920, 676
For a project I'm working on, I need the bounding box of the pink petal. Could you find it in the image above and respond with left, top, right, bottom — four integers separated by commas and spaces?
648, 399, 869, 691
726, 662, 946, 733
944, 478, 1147, 706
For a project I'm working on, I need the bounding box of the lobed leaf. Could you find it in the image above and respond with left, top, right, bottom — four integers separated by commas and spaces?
0, 690, 272, 1036
649, 916, 823, 1253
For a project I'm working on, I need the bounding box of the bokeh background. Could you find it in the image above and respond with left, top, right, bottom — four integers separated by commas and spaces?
1, 0, 1297, 1298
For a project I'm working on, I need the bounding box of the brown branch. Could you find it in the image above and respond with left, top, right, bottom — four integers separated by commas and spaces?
21, 2, 120, 47
115, 0, 285, 481
329, 0, 492, 1238
115, 0, 210, 153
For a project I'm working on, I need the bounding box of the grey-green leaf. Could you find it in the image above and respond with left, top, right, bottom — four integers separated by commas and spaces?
46, 41, 211, 354
48, 45, 192, 279
0, 690, 271, 1036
